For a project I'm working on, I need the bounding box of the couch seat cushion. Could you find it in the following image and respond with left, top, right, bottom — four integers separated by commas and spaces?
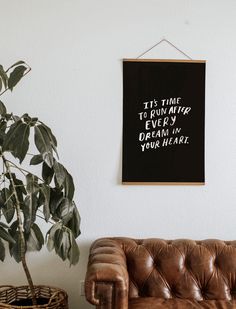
129, 298, 236, 309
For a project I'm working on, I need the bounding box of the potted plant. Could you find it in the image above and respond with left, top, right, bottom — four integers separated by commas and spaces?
0, 61, 81, 308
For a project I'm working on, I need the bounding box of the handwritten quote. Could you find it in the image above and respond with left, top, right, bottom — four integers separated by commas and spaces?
138, 97, 191, 152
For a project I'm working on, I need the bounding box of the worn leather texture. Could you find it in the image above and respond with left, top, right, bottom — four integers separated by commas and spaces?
85, 238, 236, 308
129, 298, 236, 309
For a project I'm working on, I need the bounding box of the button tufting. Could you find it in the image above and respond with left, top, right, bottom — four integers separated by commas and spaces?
213, 258, 218, 267
88, 237, 236, 301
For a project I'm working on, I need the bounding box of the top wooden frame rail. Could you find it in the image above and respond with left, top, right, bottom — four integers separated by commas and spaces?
123, 59, 206, 63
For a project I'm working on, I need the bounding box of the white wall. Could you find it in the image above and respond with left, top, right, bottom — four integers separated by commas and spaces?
1, 0, 236, 308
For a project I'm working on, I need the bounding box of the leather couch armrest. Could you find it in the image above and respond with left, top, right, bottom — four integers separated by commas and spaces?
85, 238, 129, 309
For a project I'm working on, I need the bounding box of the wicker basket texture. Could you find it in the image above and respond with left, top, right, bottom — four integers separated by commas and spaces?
0, 285, 68, 309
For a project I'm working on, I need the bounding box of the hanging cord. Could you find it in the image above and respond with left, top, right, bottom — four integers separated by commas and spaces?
136, 38, 193, 60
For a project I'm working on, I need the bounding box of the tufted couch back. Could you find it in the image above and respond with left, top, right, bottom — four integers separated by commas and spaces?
112, 238, 236, 301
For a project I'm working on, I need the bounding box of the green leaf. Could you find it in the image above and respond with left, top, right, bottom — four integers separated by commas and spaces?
23, 193, 37, 233
12, 115, 20, 122
8, 221, 18, 255
0, 226, 15, 244
66, 206, 81, 238
41, 123, 57, 146
14, 178, 27, 196
34, 125, 54, 167
2, 200, 14, 223
40, 123, 57, 158
3, 120, 30, 163
8, 221, 19, 261
9, 220, 18, 236
54, 228, 70, 261
30, 154, 43, 165
42, 152, 54, 168
46, 222, 61, 251
8, 65, 27, 91
42, 162, 54, 185
1, 188, 15, 223
39, 183, 50, 222
32, 223, 44, 246
54, 229, 64, 257
68, 231, 80, 265
46, 224, 79, 264
0, 65, 8, 89
21, 113, 30, 121
6, 61, 26, 71
3, 120, 21, 149
49, 188, 63, 215
0, 120, 7, 131
0, 194, 4, 209
9, 231, 22, 263
0, 101, 6, 115
38, 190, 44, 207
0, 238, 5, 261
8, 177, 27, 204
56, 198, 73, 224
0, 120, 7, 146
0, 222, 9, 229
0, 119, 7, 131
26, 223, 44, 251
64, 170, 75, 200
54, 161, 66, 187
26, 173, 39, 194
16, 124, 30, 163
60, 230, 71, 261
30, 117, 38, 126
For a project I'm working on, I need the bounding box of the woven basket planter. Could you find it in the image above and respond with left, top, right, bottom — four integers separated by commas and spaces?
0, 285, 68, 309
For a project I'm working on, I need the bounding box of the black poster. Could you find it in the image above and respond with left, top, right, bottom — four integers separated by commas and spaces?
122, 59, 205, 184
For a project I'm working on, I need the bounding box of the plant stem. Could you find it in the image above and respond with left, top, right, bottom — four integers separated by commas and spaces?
7, 159, 44, 182
0, 67, 31, 96
2, 155, 37, 305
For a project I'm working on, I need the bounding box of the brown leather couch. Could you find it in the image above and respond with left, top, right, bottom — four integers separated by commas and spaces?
85, 237, 236, 308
